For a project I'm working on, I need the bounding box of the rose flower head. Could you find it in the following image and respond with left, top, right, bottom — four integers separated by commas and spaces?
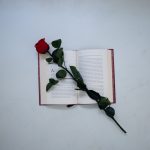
35, 38, 49, 54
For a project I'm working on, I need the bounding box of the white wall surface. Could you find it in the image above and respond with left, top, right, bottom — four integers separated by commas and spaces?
0, 0, 150, 150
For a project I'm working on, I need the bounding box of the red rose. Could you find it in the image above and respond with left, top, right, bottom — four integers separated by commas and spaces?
35, 38, 49, 54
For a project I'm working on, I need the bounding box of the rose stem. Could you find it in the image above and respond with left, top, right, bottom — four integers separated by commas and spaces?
47, 51, 77, 82
47, 51, 127, 133
111, 117, 127, 133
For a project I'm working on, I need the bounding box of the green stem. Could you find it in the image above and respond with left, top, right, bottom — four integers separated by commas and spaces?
111, 117, 127, 133
47, 51, 77, 82
47, 51, 52, 57
61, 66, 77, 81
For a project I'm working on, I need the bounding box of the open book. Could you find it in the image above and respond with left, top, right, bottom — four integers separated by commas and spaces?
38, 49, 116, 105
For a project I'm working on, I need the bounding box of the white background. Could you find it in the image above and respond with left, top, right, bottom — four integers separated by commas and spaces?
0, 0, 150, 150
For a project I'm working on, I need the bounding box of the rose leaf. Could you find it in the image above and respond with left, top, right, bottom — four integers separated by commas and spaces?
56, 69, 67, 79
51, 39, 62, 48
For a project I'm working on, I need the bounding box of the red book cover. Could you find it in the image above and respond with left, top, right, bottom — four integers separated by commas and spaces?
108, 49, 116, 103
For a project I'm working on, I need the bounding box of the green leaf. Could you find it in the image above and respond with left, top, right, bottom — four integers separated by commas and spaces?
86, 90, 101, 101
77, 81, 87, 91
52, 48, 64, 66
51, 39, 62, 48
58, 57, 64, 66
46, 83, 53, 91
52, 49, 59, 63
55, 48, 63, 58
98, 97, 111, 109
70, 66, 86, 90
49, 78, 59, 85
56, 69, 67, 79
105, 107, 115, 117
70, 66, 83, 82
46, 78, 59, 91
46, 57, 53, 63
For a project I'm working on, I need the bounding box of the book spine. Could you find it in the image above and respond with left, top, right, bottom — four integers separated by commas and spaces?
109, 49, 116, 103
38, 53, 42, 105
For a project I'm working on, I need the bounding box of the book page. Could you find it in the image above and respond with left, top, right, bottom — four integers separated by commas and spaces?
39, 50, 77, 104
77, 49, 110, 104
